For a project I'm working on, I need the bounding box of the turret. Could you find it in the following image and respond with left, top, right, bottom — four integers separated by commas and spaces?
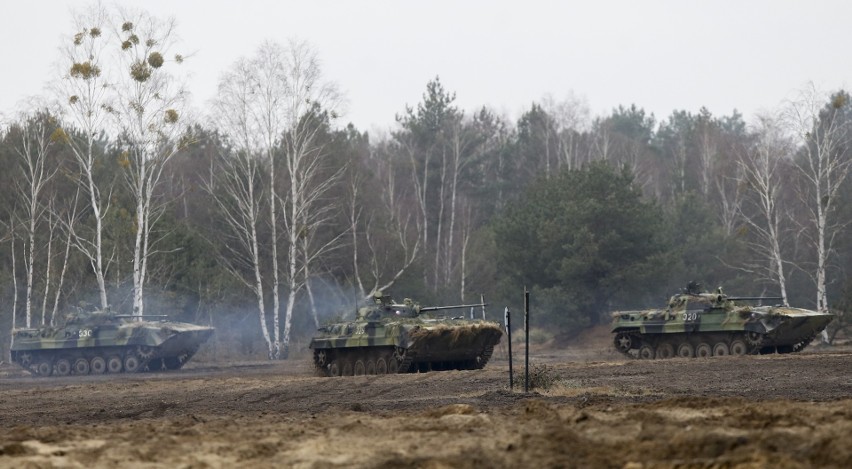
669, 283, 784, 309
357, 293, 487, 319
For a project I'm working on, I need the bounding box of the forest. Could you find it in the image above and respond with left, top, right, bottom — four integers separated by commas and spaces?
1, 5, 851, 360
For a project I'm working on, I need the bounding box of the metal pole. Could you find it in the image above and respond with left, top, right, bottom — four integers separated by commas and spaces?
524, 287, 530, 393
505, 307, 513, 390
481, 294, 487, 320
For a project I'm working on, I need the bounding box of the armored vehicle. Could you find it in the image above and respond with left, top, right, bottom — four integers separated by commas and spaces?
611, 283, 834, 359
10, 309, 214, 376
310, 293, 503, 376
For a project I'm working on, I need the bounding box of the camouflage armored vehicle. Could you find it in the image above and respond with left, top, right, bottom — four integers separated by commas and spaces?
10, 309, 214, 376
309, 293, 503, 376
611, 283, 834, 359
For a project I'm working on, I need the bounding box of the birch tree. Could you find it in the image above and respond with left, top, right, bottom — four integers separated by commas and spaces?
209, 40, 341, 359
209, 41, 298, 359
207, 56, 276, 357
203, 146, 272, 356
347, 168, 421, 300
3, 216, 19, 360
711, 115, 749, 236
517, 104, 557, 179
695, 108, 718, 198
54, 5, 113, 310
396, 78, 460, 294
714, 168, 745, 237
658, 110, 693, 197
542, 93, 590, 171
48, 194, 77, 326
277, 40, 342, 358
591, 117, 613, 162
442, 115, 476, 288
738, 113, 794, 304
12, 111, 59, 327
785, 86, 852, 319
109, 10, 189, 317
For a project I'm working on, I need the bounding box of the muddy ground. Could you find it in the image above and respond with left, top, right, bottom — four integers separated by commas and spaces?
0, 333, 850, 468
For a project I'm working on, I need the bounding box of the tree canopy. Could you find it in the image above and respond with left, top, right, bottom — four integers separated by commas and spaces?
2, 6, 852, 357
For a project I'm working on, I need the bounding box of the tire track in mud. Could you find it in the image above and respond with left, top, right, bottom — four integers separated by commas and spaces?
0, 348, 851, 468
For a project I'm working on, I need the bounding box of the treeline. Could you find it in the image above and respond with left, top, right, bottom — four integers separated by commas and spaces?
1, 6, 851, 359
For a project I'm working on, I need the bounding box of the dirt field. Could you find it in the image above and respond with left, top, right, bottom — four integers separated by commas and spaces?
1, 332, 850, 468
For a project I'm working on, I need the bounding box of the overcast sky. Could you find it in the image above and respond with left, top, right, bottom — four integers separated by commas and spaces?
1, 0, 850, 133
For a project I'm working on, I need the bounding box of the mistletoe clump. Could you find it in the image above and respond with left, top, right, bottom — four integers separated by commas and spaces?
70, 61, 101, 80
130, 61, 152, 82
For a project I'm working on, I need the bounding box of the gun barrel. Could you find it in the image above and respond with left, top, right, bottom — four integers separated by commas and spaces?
419, 303, 487, 312
726, 297, 783, 301
114, 314, 169, 318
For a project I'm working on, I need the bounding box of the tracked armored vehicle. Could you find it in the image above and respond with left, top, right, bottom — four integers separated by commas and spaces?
11, 309, 214, 376
611, 283, 834, 359
310, 294, 503, 376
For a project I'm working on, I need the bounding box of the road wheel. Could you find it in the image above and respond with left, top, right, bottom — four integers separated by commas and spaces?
365, 360, 377, 375
676, 342, 694, 358
90, 357, 106, 374
328, 362, 341, 377
74, 358, 90, 375
314, 350, 327, 368
638, 344, 656, 359
124, 355, 141, 373
614, 332, 634, 353
695, 343, 713, 358
730, 339, 748, 356
712, 342, 730, 356
375, 357, 388, 375
656, 342, 675, 359
341, 360, 354, 376
354, 360, 366, 376
107, 355, 123, 373
55, 358, 71, 376
388, 358, 399, 374
35, 359, 53, 377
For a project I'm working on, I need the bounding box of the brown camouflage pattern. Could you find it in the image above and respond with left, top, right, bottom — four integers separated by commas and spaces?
309, 295, 503, 376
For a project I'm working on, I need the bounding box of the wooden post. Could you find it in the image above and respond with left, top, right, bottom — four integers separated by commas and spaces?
524, 287, 530, 393
504, 306, 513, 390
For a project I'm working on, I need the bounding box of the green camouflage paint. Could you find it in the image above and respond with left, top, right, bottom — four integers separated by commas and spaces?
11, 309, 214, 376
611, 286, 834, 359
310, 294, 503, 376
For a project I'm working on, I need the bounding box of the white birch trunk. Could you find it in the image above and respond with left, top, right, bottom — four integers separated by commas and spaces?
785, 85, 852, 342
10, 223, 19, 360
251, 230, 273, 358
281, 227, 299, 358
51, 213, 74, 326
131, 158, 147, 317
14, 112, 57, 328
109, 11, 188, 319
55, 6, 112, 310
739, 114, 791, 304
25, 210, 35, 329
269, 152, 281, 359
434, 146, 447, 290
40, 211, 54, 325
